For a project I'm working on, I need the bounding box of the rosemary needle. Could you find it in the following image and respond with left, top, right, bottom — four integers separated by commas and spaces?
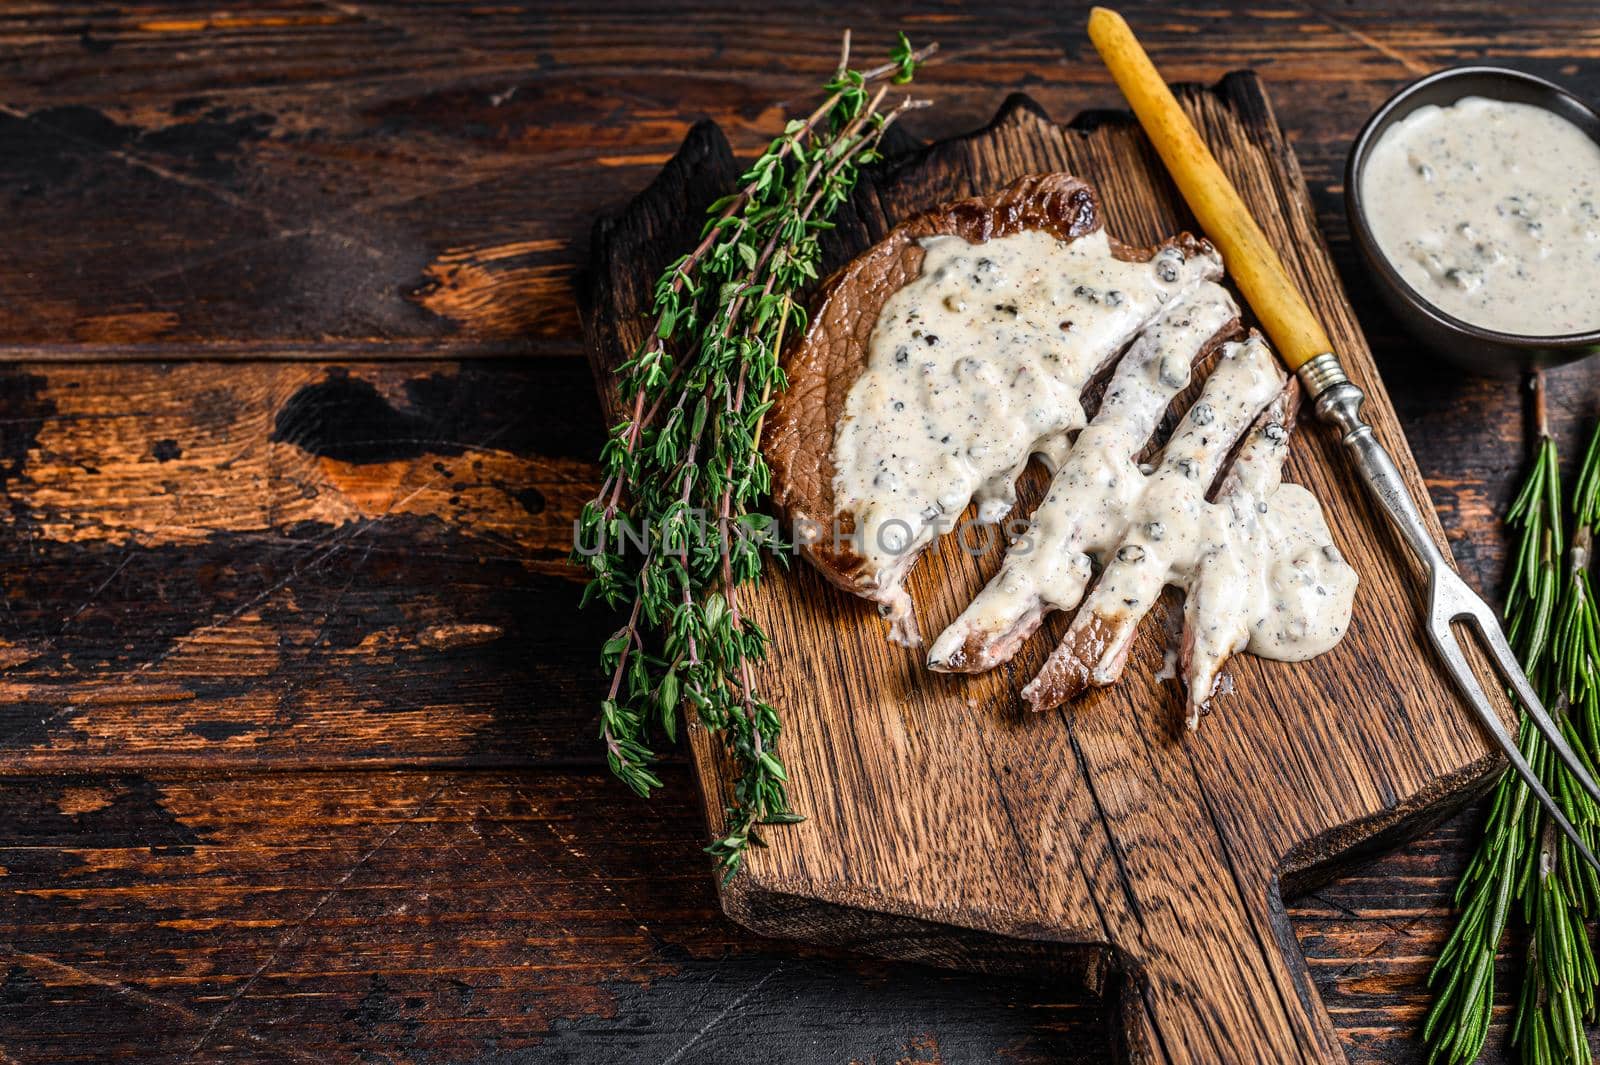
1427, 375, 1600, 1065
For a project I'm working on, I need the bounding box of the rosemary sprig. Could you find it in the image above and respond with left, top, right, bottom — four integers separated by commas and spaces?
575, 32, 932, 880
1513, 414, 1600, 1065
1426, 376, 1600, 1065
1423, 423, 1556, 1065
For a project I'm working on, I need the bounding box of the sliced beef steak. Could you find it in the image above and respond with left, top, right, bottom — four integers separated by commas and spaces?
926, 285, 1243, 673
763, 172, 1223, 644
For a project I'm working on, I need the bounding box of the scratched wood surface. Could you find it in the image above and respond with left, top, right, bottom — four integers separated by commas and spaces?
0, 2, 1597, 1062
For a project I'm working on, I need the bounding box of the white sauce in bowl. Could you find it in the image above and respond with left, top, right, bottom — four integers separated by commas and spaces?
1360, 95, 1600, 336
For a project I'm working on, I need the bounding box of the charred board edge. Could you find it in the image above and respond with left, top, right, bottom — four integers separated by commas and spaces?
577, 119, 739, 427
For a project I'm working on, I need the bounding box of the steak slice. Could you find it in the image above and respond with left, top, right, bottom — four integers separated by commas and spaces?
926, 282, 1241, 673
1177, 380, 1301, 726
1019, 335, 1286, 713
1177, 378, 1357, 726
763, 172, 1222, 644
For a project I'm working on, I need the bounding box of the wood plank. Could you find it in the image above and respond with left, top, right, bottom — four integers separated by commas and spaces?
0, 767, 1108, 1064
0, 359, 610, 770
0, 2, 1594, 353
0, 764, 1528, 1064
582, 75, 1511, 1064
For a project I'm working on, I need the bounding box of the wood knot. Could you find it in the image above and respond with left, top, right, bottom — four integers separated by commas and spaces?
418, 623, 504, 651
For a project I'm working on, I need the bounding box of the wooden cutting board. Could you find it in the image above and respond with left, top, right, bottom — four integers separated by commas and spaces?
579, 73, 1506, 1065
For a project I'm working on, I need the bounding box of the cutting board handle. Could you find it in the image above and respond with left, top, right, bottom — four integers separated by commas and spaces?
1118, 875, 1343, 1063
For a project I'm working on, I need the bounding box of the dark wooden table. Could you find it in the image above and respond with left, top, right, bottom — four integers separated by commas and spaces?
0, 3, 1595, 1062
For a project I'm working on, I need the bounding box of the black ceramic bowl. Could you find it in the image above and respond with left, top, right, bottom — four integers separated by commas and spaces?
1345, 66, 1600, 375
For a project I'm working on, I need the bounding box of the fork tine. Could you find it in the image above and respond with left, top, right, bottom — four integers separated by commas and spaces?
1465, 603, 1600, 808
1429, 614, 1600, 874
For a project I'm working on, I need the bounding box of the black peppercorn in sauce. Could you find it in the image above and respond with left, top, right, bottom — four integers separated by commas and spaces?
927, 282, 1240, 670
1361, 96, 1600, 336
830, 228, 1223, 644
931, 334, 1357, 721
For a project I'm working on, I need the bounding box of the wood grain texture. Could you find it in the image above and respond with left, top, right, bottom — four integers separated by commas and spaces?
0, 360, 614, 771
582, 76, 1513, 1065
0, 1, 1591, 358
0, 1, 1598, 1061
0, 768, 1109, 1064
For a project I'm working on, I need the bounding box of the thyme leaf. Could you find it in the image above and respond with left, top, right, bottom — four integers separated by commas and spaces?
574, 33, 934, 881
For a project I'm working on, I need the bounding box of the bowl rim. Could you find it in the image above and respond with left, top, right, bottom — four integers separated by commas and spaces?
1345, 63, 1600, 350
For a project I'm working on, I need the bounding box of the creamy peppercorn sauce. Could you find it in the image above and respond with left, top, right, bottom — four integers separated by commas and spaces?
1361, 96, 1600, 336
1013, 338, 1356, 724
927, 281, 1243, 673
933, 331, 1356, 722
831, 228, 1220, 644
831, 226, 1357, 714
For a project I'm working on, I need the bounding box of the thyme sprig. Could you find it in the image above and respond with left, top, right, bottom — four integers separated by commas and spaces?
1426, 376, 1600, 1064
575, 32, 932, 880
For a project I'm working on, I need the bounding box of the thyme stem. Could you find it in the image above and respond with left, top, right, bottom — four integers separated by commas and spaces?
575, 33, 930, 880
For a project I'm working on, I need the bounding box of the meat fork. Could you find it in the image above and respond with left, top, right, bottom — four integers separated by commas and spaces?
1303, 355, 1600, 870
1090, 7, 1600, 872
